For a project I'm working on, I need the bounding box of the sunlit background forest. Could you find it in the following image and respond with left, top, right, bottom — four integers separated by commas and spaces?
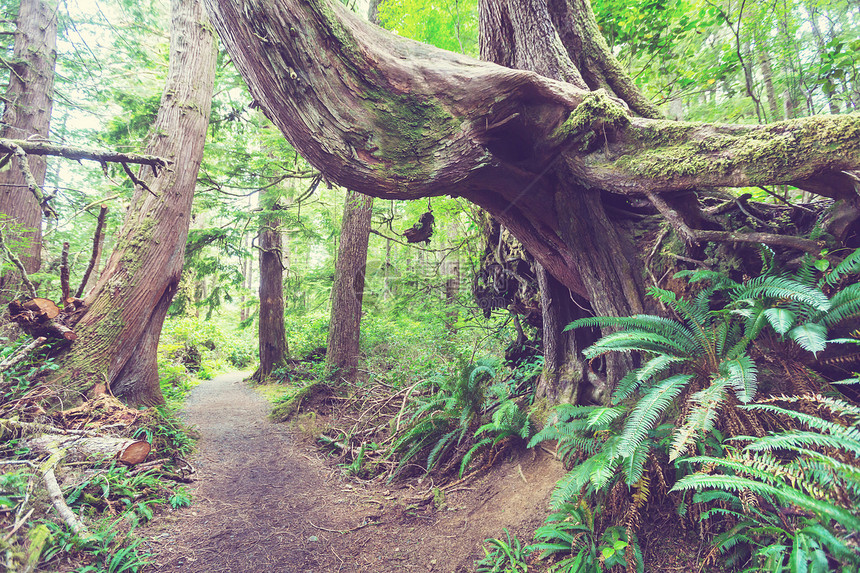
19, 0, 859, 401
1, 0, 859, 571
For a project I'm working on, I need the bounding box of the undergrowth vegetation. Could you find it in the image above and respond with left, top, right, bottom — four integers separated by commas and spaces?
0, 322, 202, 572
477, 249, 860, 573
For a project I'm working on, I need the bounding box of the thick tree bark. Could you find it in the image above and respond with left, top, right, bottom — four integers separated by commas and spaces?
254, 188, 289, 382
326, 190, 373, 382
50, 0, 217, 406
204, 0, 860, 391
204, 0, 859, 286
0, 0, 58, 287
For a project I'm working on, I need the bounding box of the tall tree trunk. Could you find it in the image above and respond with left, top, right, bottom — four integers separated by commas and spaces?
479, 0, 646, 390
254, 187, 289, 382
758, 49, 780, 121
0, 0, 57, 292
326, 190, 373, 383
535, 264, 587, 402
51, 0, 217, 406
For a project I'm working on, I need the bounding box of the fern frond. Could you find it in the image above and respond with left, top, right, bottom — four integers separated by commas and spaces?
583, 331, 694, 359
721, 355, 758, 403
799, 523, 859, 564
742, 431, 860, 457
426, 428, 458, 471
762, 307, 796, 334
788, 322, 828, 355
649, 287, 714, 349
611, 369, 644, 405
460, 437, 493, 477
734, 275, 830, 312
794, 255, 819, 287
622, 439, 651, 485
672, 474, 860, 530
670, 379, 729, 461
618, 374, 692, 458
740, 403, 860, 440
566, 315, 699, 352
676, 269, 740, 289
822, 284, 860, 327
681, 454, 782, 484
822, 246, 860, 287
582, 406, 625, 430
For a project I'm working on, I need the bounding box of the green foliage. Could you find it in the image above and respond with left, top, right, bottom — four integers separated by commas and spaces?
378, 0, 478, 55
0, 336, 61, 403
460, 398, 532, 477
671, 396, 860, 571
42, 517, 150, 573
157, 315, 255, 405
389, 357, 497, 479
524, 501, 643, 573
533, 264, 860, 571
475, 528, 529, 573
169, 487, 192, 509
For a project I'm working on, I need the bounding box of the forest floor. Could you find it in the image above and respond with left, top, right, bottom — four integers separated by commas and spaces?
140, 372, 566, 572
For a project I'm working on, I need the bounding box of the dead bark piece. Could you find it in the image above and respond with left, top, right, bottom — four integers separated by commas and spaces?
9, 298, 60, 320
26, 433, 151, 466
8, 298, 79, 341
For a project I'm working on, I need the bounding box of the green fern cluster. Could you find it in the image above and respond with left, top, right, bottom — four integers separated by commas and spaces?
529, 250, 860, 571
527, 502, 641, 573
389, 357, 498, 479
460, 398, 532, 477
671, 395, 860, 571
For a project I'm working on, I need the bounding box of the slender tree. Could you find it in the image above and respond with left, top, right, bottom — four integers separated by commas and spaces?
254, 185, 289, 382
326, 190, 373, 382
50, 0, 217, 405
0, 0, 58, 289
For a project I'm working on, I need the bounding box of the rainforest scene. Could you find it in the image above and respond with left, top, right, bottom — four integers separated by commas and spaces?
0, 0, 859, 571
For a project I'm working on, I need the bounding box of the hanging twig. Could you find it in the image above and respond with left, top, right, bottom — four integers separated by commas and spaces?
120, 161, 156, 195
76, 205, 108, 298
60, 242, 70, 307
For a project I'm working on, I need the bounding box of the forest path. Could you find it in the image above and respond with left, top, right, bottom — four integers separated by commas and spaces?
143, 371, 563, 572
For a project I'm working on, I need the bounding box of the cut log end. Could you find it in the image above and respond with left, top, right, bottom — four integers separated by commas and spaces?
118, 440, 151, 465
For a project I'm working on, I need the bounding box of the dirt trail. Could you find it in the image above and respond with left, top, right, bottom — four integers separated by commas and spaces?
143, 372, 564, 572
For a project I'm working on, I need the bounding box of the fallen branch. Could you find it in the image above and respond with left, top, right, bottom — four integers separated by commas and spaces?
41, 450, 89, 537
0, 337, 46, 374
28, 434, 150, 466
0, 138, 169, 170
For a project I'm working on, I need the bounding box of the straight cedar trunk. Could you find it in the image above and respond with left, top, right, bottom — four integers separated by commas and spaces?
0, 0, 58, 289
50, 0, 217, 406
254, 187, 289, 382
205, 0, 860, 396
326, 190, 373, 382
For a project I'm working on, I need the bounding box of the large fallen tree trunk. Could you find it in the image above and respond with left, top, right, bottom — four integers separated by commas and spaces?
0, 419, 151, 466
